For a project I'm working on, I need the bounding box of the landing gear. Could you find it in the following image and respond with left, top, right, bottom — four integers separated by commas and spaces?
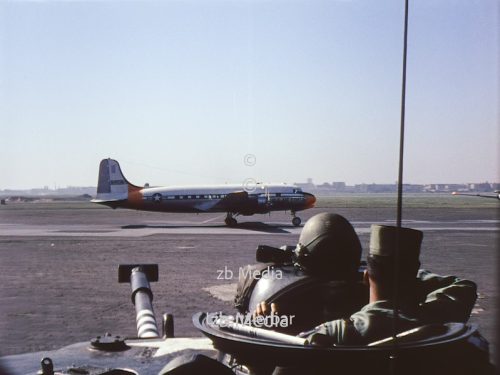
291, 215, 301, 227
225, 213, 238, 227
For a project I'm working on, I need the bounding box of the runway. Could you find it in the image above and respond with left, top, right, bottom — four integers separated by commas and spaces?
0, 215, 497, 237
0, 202, 498, 364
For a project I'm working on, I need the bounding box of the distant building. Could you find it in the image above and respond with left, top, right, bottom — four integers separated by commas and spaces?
2, 180, 498, 199
295, 178, 315, 190
468, 182, 493, 192
367, 184, 397, 193
317, 182, 331, 188
423, 184, 463, 192
402, 184, 424, 193
331, 182, 346, 191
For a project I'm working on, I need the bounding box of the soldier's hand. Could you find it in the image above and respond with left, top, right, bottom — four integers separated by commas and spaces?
253, 301, 278, 318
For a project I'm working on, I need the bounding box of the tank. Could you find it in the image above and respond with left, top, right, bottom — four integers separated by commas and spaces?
1, 255, 493, 375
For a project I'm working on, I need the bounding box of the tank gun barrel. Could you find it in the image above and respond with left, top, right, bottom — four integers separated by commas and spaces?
118, 264, 160, 338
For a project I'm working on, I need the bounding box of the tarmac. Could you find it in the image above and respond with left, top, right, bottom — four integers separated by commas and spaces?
0, 202, 498, 365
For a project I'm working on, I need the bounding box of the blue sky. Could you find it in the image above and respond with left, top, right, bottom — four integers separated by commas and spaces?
0, 0, 497, 189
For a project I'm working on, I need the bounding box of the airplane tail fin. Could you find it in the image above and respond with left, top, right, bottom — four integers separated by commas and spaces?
93, 159, 140, 202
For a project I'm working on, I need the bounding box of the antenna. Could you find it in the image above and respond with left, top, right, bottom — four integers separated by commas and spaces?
391, 0, 410, 371
397, 3, 409, 228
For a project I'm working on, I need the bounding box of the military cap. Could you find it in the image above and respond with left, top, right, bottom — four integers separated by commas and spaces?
369, 225, 423, 265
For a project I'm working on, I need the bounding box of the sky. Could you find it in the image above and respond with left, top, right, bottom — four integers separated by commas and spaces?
0, 0, 498, 189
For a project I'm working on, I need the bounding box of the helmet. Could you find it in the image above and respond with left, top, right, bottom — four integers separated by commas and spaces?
294, 213, 361, 280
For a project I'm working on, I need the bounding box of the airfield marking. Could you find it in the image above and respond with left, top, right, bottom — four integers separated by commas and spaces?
201, 214, 226, 224
203, 283, 237, 302
0, 223, 300, 237
0, 220, 498, 238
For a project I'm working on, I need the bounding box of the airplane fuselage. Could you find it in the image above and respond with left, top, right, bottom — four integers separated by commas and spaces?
92, 159, 316, 226
102, 184, 315, 215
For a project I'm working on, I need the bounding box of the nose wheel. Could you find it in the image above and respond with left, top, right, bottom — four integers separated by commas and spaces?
292, 216, 301, 227
225, 213, 238, 227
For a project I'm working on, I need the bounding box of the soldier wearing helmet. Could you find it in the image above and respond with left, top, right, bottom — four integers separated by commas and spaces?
250, 212, 368, 333
292, 212, 362, 281
264, 225, 480, 375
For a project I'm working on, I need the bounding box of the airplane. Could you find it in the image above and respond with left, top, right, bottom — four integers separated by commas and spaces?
452, 191, 500, 200
91, 158, 316, 226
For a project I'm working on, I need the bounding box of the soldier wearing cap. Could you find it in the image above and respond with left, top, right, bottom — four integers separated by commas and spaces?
254, 223, 478, 374
302, 224, 477, 345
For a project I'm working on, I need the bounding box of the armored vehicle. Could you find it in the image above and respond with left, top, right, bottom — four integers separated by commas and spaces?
0, 254, 493, 375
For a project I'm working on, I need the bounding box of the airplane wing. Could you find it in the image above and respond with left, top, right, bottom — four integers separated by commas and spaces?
193, 200, 220, 212
452, 192, 500, 200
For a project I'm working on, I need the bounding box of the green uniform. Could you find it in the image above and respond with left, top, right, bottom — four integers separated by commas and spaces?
416, 270, 477, 324
304, 270, 477, 345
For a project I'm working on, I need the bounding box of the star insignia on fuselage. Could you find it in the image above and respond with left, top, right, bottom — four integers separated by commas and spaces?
152, 193, 162, 203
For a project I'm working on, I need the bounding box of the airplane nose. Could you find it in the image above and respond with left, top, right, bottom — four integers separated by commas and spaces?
304, 193, 316, 208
